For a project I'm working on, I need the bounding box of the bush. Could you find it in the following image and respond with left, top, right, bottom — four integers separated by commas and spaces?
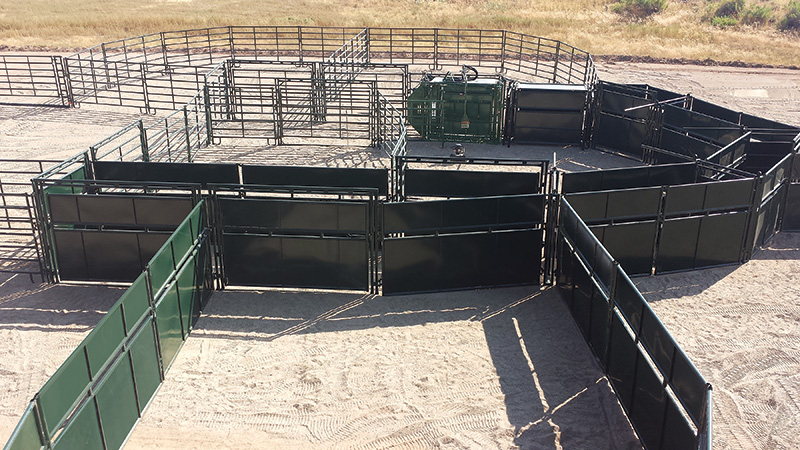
612, 0, 668, 18
712, 15, 739, 27
741, 5, 773, 25
780, 1, 800, 31
714, 0, 745, 18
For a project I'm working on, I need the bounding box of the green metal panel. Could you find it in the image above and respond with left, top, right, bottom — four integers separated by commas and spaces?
120, 273, 151, 334
176, 252, 198, 336
155, 283, 183, 370
84, 305, 126, 379
44, 166, 86, 197
128, 318, 162, 412
94, 354, 139, 450
407, 77, 505, 144
170, 219, 194, 265
38, 351, 90, 435
4, 404, 44, 450
51, 399, 103, 450
147, 242, 175, 297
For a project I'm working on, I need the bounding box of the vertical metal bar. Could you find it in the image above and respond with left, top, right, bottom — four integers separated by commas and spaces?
184, 106, 192, 162
138, 119, 149, 162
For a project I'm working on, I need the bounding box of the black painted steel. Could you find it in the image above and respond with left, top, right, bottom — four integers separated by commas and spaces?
592, 221, 658, 276
241, 165, 389, 196
94, 161, 239, 186
562, 162, 696, 193
404, 169, 541, 198
783, 183, 800, 231
48, 194, 193, 228
509, 83, 587, 145
220, 197, 367, 233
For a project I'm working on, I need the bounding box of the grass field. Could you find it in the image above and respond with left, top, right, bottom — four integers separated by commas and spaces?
1, 0, 799, 66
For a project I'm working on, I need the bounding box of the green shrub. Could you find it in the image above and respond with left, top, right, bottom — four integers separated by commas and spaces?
712, 15, 739, 27
713, 0, 745, 18
612, 0, 668, 18
741, 5, 773, 25
780, 0, 800, 31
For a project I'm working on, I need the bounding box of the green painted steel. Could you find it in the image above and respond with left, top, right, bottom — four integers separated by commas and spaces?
155, 283, 184, 370
148, 242, 175, 296
51, 400, 103, 450
4, 405, 43, 450
120, 274, 151, 334
94, 355, 140, 450
84, 305, 126, 378
128, 318, 162, 412
176, 251, 199, 335
407, 75, 505, 144
37, 351, 91, 435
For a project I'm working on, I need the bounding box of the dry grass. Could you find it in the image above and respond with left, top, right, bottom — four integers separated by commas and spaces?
0, 0, 799, 66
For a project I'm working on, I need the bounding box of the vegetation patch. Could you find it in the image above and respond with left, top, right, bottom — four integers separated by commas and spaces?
612, 0, 668, 19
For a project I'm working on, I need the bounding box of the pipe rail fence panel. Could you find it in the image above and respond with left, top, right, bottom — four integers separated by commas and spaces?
0, 55, 72, 106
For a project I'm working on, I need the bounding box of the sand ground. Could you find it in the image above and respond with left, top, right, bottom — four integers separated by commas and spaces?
0, 60, 799, 449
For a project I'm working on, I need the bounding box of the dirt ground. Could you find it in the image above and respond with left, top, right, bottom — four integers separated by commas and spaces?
0, 60, 799, 449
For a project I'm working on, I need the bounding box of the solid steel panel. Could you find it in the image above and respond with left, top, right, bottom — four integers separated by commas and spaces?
625, 122, 647, 158
382, 237, 440, 294
561, 170, 603, 194
639, 307, 676, 375
695, 213, 747, 267
148, 242, 176, 295
440, 233, 495, 290
556, 237, 575, 304
516, 84, 587, 110
223, 234, 282, 286
571, 262, 593, 338
51, 398, 103, 450
220, 198, 281, 229
589, 284, 610, 365
514, 110, 583, 130
601, 91, 650, 119
53, 230, 89, 281
704, 179, 755, 210
84, 305, 126, 378
593, 114, 630, 151
793, 154, 800, 181
176, 253, 198, 335
94, 161, 238, 185
601, 222, 657, 275
656, 218, 701, 273
404, 169, 541, 198
137, 233, 171, 271
83, 232, 142, 282
128, 318, 162, 413
494, 230, 542, 285
663, 105, 692, 128
607, 311, 638, 411
94, 354, 139, 450
782, 184, 800, 231
498, 195, 546, 225
631, 356, 668, 450
664, 184, 705, 215
671, 350, 707, 426
513, 126, 582, 144
383, 201, 440, 233
241, 165, 389, 195
692, 99, 740, 124
280, 238, 340, 288
647, 163, 697, 186
280, 202, 340, 231
593, 247, 615, 294
560, 202, 580, 241
338, 203, 368, 232
38, 351, 91, 435
48, 195, 80, 223
133, 197, 193, 226
155, 283, 183, 370
441, 198, 499, 231
564, 192, 607, 222
337, 240, 369, 289
5, 407, 42, 450
661, 396, 699, 450
574, 223, 597, 268
76, 196, 136, 225
614, 271, 644, 333
605, 188, 661, 219
170, 219, 195, 263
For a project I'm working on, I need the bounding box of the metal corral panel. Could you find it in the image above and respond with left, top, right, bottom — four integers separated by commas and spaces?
407, 76, 505, 144
509, 83, 587, 145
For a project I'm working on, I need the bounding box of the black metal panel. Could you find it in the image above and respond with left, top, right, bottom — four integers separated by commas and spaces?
589, 285, 610, 366
600, 221, 657, 275
76, 196, 136, 224
655, 217, 701, 273
593, 114, 630, 152
53, 230, 88, 280
137, 233, 171, 266
605, 188, 661, 219
513, 125, 582, 145
497, 195, 546, 225
561, 163, 695, 194
48, 195, 80, 223
671, 350, 707, 426
404, 169, 541, 198
600, 90, 650, 119
49, 194, 193, 228
221, 198, 367, 233
692, 99, 740, 124
663, 105, 692, 129
241, 165, 389, 195
607, 311, 638, 411
647, 163, 697, 186
220, 198, 281, 229
639, 307, 676, 375
82, 232, 142, 281
571, 262, 593, 338
440, 199, 498, 230
792, 154, 800, 181
574, 222, 597, 268
382, 230, 542, 294
93, 161, 238, 186
695, 213, 747, 267
614, 271, 644, 333
783, 184, 800, 231
132, 197, 194, 226
223, 234, 368, 289
661, 396, 699, 450
513, 110, 584, 144
516, 84, 587, 110
593, 246, 615, 294
631, 356, 667, 450
561, 171, 603, 194
556, 237, 576, 304
564, 192, 607, 222
664, 184, 706, 215
703, 179, 754, 210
